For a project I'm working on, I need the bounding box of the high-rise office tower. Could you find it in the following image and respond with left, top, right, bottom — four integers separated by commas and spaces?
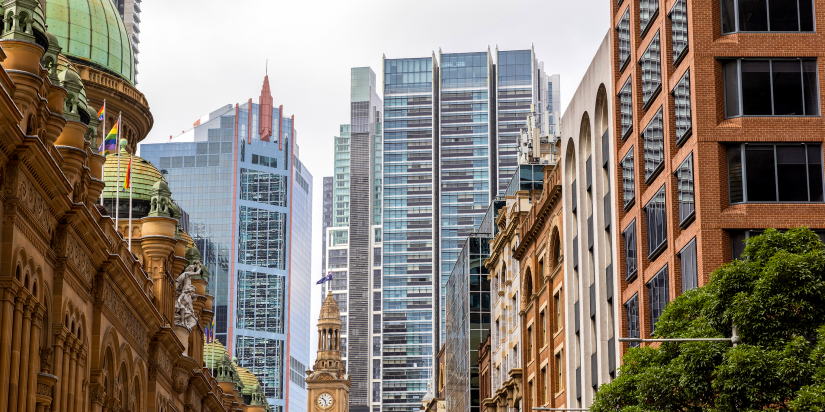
381, 49, 556, 412
141, 74, 313, 410
547, 74, 561, 136
325, 67, 383, 412
112, 0, 142, 80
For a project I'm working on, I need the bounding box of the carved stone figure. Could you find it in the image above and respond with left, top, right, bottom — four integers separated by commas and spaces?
174, 263, 200, 330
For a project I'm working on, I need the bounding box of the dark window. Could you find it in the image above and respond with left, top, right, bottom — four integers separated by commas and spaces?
617, 8, 631, 70
672, 69, 692, 144
624, 294, 640, 347
640, 0, 660, 35
723, 59, 819, 117
721, 0, 815, 34
679, 238, 698, 292
623, 220, 638, 280
675, 153, 695, 225
620, 76, 633, 139
622, 148, 636, 208
640, 32, 662, 108
645, 186, 667, 258
643, 107, 665, 182
648, 265, 669, 334
670, 0, 689, 63
727, 143, 824, 203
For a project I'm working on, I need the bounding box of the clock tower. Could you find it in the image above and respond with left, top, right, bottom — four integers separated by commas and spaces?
307, 292, 351, 412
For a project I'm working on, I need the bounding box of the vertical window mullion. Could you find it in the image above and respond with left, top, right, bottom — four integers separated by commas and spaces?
766, 0, 771, 31
773, 144, 780, 200
735, 0, 740, 31
738, 60, 744, 116
798, 0, 803, 33
800, 59, 806, 115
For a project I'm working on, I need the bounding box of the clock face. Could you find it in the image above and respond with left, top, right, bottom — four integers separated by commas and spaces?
317, 393, 334, 409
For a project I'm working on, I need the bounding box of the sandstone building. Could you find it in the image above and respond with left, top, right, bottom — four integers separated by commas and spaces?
0, 1, 270, 412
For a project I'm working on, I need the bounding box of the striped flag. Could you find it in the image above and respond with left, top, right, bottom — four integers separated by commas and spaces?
97, 103, 105, 121
124, 156, 132, 191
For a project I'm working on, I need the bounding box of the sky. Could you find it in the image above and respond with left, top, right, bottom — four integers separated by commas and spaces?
135, 0, 610, 364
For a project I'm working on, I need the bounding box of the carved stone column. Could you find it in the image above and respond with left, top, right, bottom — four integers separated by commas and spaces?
88, 385, 105, 412
73, 351, 84, 412
17, 301, 33, 412
35, 373, 58, 412
59, 337, 71, 412
0, 287, 17, 412
10, 296, 25, 412
27, 310, 45, 412
66, 342, 77, 412
50, 329, 66, 412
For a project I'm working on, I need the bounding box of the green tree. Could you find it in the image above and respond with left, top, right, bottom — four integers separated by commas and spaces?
592, 228, 825, 412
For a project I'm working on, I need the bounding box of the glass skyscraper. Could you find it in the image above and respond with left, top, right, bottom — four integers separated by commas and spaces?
381, 49, 556, 412
324, 67, 383, 412
140, 75, 312, 411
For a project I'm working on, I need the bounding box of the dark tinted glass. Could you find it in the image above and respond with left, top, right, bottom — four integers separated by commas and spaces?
739, 0, 769, 31
809, 145, 824, 201
741, 61, 772, 115
724, 61, 741, 117
680, 239, 698, 292
721, 0, 737, 33
800, 0, 814, 31
769, 0, 800, 30
776, 145, 808, 201
803, 60, 819, 115
745, 146, 777, 201
772, 61, 803, 115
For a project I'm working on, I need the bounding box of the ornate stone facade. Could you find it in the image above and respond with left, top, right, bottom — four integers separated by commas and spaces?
0, 2, 268, 412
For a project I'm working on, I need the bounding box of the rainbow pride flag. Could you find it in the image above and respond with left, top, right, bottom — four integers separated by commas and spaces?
98, 120, 118, 154
124, 156, 132, 190
97, 104, 105, 121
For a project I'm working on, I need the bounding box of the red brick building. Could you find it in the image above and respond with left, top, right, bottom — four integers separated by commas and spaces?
610, 0, 825, 353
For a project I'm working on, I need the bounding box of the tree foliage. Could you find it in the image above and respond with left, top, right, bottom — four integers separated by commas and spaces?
591, 228, 825, 411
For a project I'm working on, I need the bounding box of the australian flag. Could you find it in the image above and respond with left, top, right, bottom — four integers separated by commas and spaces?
316, 271, 333, 285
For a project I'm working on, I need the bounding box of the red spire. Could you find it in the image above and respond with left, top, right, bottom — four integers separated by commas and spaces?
258, 72, 273, 142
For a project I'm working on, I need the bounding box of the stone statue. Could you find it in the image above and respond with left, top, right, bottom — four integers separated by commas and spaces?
174, 263, 201, 330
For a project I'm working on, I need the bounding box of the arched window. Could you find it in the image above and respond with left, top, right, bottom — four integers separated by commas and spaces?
524, 268, 533, 300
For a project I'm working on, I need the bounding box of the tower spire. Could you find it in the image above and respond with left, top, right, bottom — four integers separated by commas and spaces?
258, 68, 273, 142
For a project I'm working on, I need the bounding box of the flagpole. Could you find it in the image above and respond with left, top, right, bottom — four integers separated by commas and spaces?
128, 153, 133, 250
100, 99, 106, 206
116, 112, 121, 233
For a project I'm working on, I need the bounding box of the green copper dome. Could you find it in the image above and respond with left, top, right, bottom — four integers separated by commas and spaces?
45, 0, 135, 84
103, 139, 165, 201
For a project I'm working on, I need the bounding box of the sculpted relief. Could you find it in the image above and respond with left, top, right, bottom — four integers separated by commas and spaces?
174, 262, 201, 330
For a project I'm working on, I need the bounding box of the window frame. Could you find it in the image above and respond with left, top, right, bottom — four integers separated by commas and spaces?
643, 107, 665, 183
622, 219, 638, 281
723, 58, 820, 118
619, 76, 634, 140
644, 185, 668, 259
622, 147, 636, 209
640, 30, 663, 110
721, 0, 816, 34
669, 0, 689, 65
672, 69, 693, 145
617, 7, 632, 72
624, 293, 640, 347
640, 0, 660, 37
675, 152, 695, 227
647, 265, 669, 335
727, 143, 825, 204
678, 237, 698, 292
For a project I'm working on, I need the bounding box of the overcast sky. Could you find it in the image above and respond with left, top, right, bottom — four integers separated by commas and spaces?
136, 0, 609, 363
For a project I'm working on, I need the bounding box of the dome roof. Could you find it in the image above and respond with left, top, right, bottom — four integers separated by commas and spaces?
320, 292, 341, 321
235, 364, 262, 395
45, 0, 135, 84
203, 339, 230, 370
103, 139, 165, 202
